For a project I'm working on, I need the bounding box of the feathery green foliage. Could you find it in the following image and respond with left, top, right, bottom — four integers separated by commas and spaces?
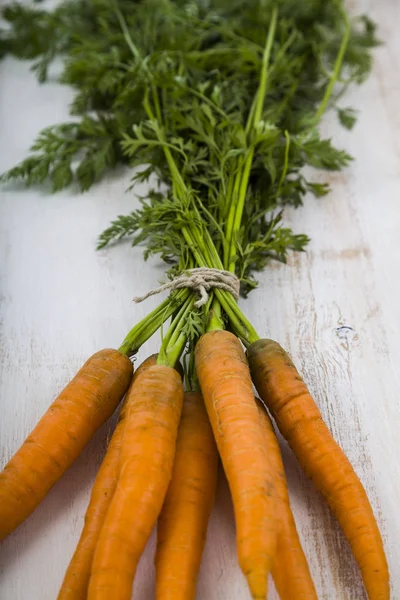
0, 0, 379, 348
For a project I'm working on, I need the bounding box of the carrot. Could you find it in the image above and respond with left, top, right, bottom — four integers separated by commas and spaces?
195, 330, 277, 600
58, 354, 158, 600
256, 398, 317, 600
0, 348, 133, 541
248, 339, 389, 600
155, 391, 218, 600
88, 364, 184, 600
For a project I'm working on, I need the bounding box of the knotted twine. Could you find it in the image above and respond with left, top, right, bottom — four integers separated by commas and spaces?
133, 267, 240, 308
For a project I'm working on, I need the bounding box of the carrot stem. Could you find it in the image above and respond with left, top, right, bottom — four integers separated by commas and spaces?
157, 294, 195, 367
216, 289, 259, 346
206, 296, 224, 332
315, 0, 350, 121
224, 7, 278, 272
119, 289, 190, 356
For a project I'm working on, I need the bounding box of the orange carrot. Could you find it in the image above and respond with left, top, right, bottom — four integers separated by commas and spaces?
155, 391, 218, 600
248, 339, 389, 600
256, 399, 317, 600
0, 348, 133, 541
88, 364, 184, 600
58, 354, 158, 600
195, 330, 277, 600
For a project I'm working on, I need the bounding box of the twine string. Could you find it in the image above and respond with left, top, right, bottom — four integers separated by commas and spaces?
133, 267, 240, 308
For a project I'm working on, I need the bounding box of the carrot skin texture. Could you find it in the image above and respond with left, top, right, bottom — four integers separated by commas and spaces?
58, 354, 157, 600
248, 339, 389, 600
155, 391, 218, 600
195, 330, 277, 600
256, 399, 317, 600
88, 364, 184, 600
0, 348, 133, 541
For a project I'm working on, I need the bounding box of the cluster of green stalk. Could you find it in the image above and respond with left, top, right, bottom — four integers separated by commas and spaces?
0, 0, 378, 392
117, 5, 347, 385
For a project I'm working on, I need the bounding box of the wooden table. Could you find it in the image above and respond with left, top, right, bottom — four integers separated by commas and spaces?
1, 1, 399, 598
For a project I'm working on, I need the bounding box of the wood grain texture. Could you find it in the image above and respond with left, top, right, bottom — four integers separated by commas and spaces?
0, 0, 399, 598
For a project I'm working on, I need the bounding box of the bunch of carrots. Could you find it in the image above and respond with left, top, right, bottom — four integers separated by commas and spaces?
0, 331, 389, 599
0, 0, 390, 597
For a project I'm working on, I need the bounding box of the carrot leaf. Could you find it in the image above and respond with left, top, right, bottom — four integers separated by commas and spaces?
0, 0, 379, 341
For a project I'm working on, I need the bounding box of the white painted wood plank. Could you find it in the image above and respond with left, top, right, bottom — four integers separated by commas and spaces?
1, 0, 399, 598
